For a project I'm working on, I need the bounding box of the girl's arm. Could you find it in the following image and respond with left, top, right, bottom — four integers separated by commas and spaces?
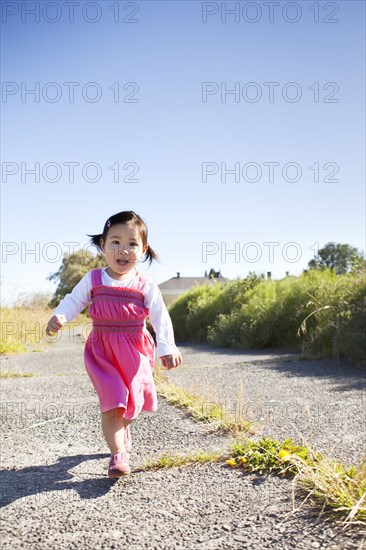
46, 272, 92, 335
144, 278, 182, 362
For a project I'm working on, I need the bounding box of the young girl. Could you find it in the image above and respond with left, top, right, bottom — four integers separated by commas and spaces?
46, 211, 182, 478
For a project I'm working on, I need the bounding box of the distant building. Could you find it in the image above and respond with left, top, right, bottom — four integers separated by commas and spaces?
159, 268, 228, 306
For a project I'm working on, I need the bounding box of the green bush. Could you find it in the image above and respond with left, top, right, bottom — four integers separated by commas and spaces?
295, 269, 366, 361
170, 267, 366, 366
208, 276, 310, 349
169, 273, 261, 342
169, 284, 223, 342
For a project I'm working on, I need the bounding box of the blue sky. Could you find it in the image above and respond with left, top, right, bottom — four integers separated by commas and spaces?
1, 0, 365, 305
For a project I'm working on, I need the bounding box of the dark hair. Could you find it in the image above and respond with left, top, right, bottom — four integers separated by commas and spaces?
87, 211, 159, 265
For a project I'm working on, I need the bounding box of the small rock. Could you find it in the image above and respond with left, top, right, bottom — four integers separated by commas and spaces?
234, 535, 247, 542
266, 506, 280, 516
222, 524, 231, 531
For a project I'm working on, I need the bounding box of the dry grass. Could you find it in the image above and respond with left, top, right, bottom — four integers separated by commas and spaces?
154, 367, 256, 435
0, 306, 52, 354
0, 306, 89, 355
0, 372, 35, 378
137, 450, 227, 472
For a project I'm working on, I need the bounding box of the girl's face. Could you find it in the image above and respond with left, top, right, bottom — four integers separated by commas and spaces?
100, 222, 147, 280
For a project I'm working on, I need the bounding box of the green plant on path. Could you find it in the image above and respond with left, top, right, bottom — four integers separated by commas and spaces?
228, 437, 317, 476
155, 372, 366, 528
226, 437, 366, 525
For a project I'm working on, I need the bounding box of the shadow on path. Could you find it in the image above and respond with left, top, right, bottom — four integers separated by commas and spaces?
249, 360, 366, 393
0, 453, 125, 507
178, 343, 366, 393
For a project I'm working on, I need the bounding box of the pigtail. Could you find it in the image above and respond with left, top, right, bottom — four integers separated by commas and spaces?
144, 244, 159, 265
86, 233, 103, 253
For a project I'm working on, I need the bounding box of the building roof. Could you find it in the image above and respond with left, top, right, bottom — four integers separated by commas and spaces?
159, 275, 228, 291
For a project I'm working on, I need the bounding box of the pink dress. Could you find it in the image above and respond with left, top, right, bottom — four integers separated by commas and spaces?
84, 268, 158, 420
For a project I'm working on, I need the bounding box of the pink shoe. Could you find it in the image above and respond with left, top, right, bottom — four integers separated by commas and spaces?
124, 426, 132, 453
108, 452, 131, 478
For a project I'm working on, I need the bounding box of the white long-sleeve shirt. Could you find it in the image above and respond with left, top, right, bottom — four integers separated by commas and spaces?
53, 267, 180, 358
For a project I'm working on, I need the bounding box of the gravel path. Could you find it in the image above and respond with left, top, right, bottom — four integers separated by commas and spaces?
0, 331, 365, 549
165, 344, 366, 468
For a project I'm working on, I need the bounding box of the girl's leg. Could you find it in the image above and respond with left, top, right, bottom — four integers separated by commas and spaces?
101, 407, 128, 454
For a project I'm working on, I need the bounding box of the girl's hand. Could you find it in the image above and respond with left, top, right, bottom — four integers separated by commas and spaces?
160, 354, 182, 369
46, 315, 64, 336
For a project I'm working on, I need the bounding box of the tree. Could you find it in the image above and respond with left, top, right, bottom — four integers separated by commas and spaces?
47, 250, 106, 308
308, 243, 365, 275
